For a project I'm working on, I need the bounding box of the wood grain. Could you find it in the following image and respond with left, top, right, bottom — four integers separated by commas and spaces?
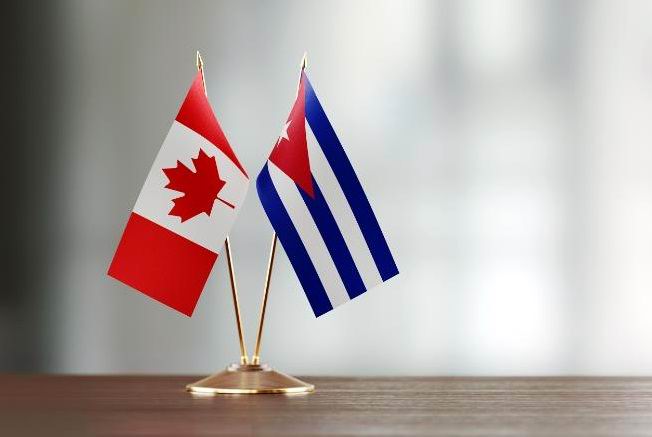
1, 375, 652, 436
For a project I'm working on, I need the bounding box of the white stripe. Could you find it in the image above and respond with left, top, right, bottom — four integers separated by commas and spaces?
133, 121, 249, 253
268, 162, 350, 308
306, 127, 384, 289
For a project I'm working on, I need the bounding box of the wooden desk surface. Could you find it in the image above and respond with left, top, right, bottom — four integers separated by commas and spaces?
2, 375, 652, 436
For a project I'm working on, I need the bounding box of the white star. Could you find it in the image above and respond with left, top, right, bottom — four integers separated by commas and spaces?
276, 120, 291, 146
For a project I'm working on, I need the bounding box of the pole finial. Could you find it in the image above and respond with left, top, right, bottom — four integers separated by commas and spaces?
196, 51, 207, 93
301, 52, 307, 71
196, 50, 203, 71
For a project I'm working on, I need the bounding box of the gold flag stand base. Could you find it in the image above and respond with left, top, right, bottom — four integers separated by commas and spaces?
186, 364, 314, 395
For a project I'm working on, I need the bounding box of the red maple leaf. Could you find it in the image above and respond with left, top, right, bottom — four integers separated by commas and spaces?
162, 149, 233, 222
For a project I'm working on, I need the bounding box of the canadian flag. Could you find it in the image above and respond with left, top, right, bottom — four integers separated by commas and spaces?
108, 72, 248, 316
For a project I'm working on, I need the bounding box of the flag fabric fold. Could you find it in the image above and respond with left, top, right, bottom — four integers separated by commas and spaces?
256, 70, 398, 317
108, 72, 249, 316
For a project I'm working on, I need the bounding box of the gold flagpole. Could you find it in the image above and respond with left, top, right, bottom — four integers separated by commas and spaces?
196, 51, 249, 365
251, 234, 277, 365
187, 52, 313, 394
251, 53, 307, 365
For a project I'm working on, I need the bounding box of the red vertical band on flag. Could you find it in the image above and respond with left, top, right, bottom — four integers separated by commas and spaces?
269, 72, 314, 197
108, 213, 217, 316
175, 72, 248, 178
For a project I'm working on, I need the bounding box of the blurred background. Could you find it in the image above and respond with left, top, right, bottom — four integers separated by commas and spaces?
3, 0, 652, 375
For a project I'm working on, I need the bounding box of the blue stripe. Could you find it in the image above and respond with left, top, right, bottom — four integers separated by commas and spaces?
299, 176, 367, 299
303, 74, 399, 281
256, 164, 333, 317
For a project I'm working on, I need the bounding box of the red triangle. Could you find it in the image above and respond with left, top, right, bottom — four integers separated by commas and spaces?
269, 73, 314, 197
175, 72, 248, 178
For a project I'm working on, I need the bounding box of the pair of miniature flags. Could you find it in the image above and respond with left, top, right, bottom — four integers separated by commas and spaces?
108, 60, 399, 317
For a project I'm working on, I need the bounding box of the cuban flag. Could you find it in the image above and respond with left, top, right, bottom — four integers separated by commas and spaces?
256, 68, 398, 317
